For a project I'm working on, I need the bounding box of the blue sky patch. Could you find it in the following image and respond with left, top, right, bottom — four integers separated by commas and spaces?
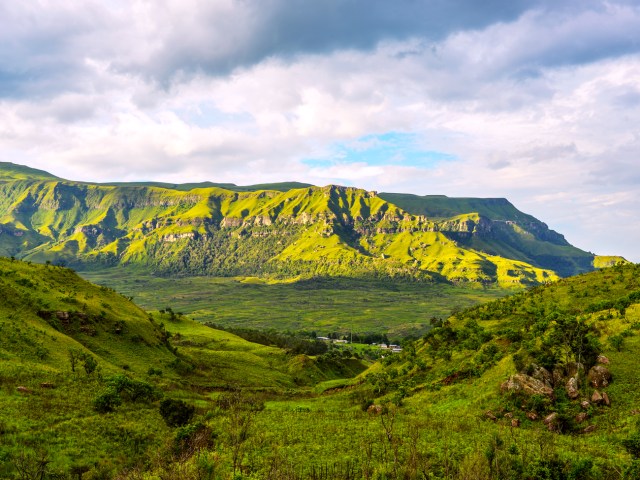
303, 132, 456, 168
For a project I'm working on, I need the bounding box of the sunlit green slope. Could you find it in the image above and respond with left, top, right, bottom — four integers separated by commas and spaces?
379, 192, 602, 277
0, 162, 610, 286
0, 161, 59, 182
0, 257, 369, 477
0, 256, 330, 390
359, 262, 640, 454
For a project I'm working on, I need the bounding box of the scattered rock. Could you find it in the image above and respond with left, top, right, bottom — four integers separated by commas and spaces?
526, 411, 538, 421
501, 374, 554, 399
511, 419, 520, 428
566, 377, 580, 399
580, 400, 590, 410
16, 386, 32, 394
485, 411, 497, 421
543, 412, 558, 431
40, 382, 55, 389
592, 390, 604, 404
552, 368, 565, 387
531, 364, 553, 388
602, 392, 611, 407
504, 412, 513, 419
582, 425, 597, 434
588, 365, 612, 388
55, 311, 70, 321
597, 355, 610, 365
575, 412, 588, 424
367, 404, 383, 415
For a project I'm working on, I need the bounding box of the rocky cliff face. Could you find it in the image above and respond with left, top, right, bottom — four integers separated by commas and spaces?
0, 168, 597, 285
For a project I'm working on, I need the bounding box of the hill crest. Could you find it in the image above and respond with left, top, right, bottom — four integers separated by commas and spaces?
0, 162, 616, 285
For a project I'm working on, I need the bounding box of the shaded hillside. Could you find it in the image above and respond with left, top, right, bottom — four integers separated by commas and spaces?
380, 192, 598, 277
0, 162, 610, 286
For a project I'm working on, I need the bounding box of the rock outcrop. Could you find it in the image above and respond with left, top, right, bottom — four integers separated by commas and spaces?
501, 374, 554, 398
588, 365, 612, 388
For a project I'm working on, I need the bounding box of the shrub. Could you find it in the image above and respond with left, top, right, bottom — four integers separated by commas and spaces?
93, 387, 122, 413
159, 399, 195, 427
106, 375, 159, 402
623, 432, 640, 459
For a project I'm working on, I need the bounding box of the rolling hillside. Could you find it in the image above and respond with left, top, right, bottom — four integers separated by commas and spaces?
0, 256, 366, 477
3, 258, 639, 478
0, 162, 620, 287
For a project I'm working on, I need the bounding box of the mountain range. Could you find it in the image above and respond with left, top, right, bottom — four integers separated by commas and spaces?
0, 161, 623, 286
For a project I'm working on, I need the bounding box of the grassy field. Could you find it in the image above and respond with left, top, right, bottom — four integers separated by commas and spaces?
79, 269, 509, 338
4, 257, 640, 479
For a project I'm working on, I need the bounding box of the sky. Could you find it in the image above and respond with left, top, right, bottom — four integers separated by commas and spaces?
1, 1, 639, 261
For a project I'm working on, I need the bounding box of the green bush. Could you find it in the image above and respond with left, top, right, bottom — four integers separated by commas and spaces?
93, 387, 122, 413
159, 398, 195, 427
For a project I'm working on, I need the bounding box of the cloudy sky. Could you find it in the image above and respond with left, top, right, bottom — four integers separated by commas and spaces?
1, 1, 639, 261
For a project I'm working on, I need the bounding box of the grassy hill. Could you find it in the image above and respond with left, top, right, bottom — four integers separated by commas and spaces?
0, 257, 365, 478
0, 260, 640, 479
0, 161, 59, 182
379, 192, 602, 277
0, 163, 609, 287
2, 254, 640, 478
346, 261, 640, 478
79, 269, 509, 338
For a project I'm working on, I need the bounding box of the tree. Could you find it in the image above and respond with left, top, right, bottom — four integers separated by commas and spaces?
82, 354, 98, 375
159, 399, 195, 427
93, 387, 122, 413
68, 349, 80, 373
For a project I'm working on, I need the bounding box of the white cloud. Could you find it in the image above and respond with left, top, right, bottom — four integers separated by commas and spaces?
0, 1, 639, 261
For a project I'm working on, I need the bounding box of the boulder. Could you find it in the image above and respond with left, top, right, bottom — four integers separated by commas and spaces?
582, 425, 597, 434
591, 390, 604, 404
602, 392, 611, 407
588, 365, 611, 388
485, 411, 497, 421
597, 355, 610, 365
580, 400, 590, 410
566, 377, 580, 399
531, 365, 553, 388
504, 412, 513, 419
367, 404, 383, 415
526, 411, 538, 421
543, 412, 558, 431
575, 412, 588, 424
501, 374, 554, 399
511, 419, 520, 428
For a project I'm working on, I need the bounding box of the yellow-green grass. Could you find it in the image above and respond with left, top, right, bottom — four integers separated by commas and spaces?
80, 268, 510, 338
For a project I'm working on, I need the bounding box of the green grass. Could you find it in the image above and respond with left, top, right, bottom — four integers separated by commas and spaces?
0, 162, 597, 284
0, 257, 375, 478
4, 257, 640, 478
79, 269, 509, 338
